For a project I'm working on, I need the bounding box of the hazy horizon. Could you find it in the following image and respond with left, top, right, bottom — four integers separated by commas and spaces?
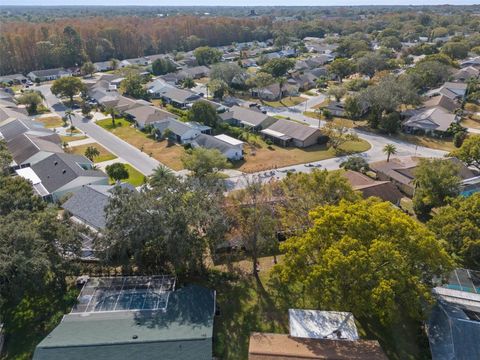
2, 1, 479, 7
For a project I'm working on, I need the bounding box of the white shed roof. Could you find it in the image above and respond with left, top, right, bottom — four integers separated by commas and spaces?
214, 134, 244, 146
288, 309, 359, 341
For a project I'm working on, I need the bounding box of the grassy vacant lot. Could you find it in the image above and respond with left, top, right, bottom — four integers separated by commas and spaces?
263, 96, 307, 108
304, 111, 368, 128
234, 137, 371, 173
35, 115, 63, 128
68, 143, 117, 163
108, 164, 145, 187
395, 133, 455, 152
96, 118, 186, 170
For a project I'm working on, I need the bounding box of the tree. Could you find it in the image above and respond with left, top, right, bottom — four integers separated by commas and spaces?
210, 62, 245, 88
413, 159, 461, 219
84, 146, 100, 161
182, 77, 195, 89
328, 58, 355, 82
149, 165, 176, 188
194, 46, 222, 66
110, 58, 119, 70
64, 109, 74, 128
16, 90, 44, 115
383, 144, 397, 162
105, 106, 118, 127
81, 61, 96, 77
181, 147, 229, 178
0, 175, 45, 216
322, 122, 359, 152
106, 163, 129, 182
151, 58, 176, 76
208, 79, 228, 100
340, 156, 369, 173
228, 176, 278, 278
407, 60, 451, 89
344, 96, 363, 120
187, 101, 219, 128
101, 176, 227, 274
327, 85, 346, 102
271, 169, 359, 232
0, 141, 12, 176
380, 36, 402, 51
441, 41, 469, 60
356, 52, 389, 77
120, 71, 148, 100
271, 198, 453, 324
449, 135, 480, 170
246, 72, 275, 99
60, 25, 86, 67
51, 76, 86, 105
428, 194, 480, 270
261, 58, 295, 78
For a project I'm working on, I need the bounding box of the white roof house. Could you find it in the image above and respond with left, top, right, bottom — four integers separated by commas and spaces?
288, 309, 359, 341
214, 134, 244, 147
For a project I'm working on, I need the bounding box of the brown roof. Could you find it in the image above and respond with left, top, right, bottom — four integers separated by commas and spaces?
423, 95, 458, 113
342, 171, 403, 204
248, 333, 388, 360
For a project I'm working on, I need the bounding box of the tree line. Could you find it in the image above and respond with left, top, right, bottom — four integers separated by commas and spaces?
0, 15, 272, 75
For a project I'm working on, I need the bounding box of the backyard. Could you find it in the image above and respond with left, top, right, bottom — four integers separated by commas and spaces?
34, 114, 63, 128
96, 118, 186, 170
68, 143, 117, 163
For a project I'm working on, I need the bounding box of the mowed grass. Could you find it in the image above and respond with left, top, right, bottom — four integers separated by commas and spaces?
60, 135, 87, 143
462, 116, 480, 129
68, 143, 117, 163
234, 137, 371, 173
263, 96, 307, 108
395, 133, 455, 152
35, 115, 63, 128
108, 163, 145, 187
96, 118, 186, 170
304, 111, 368, 128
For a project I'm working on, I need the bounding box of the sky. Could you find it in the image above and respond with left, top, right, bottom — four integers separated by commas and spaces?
3, 0, 479, 6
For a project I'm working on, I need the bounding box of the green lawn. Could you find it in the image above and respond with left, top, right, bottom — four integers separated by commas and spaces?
263, 96, 307, 108
108, 163, 146, 187
96, 118, 186, 170
68, 143, 117, 163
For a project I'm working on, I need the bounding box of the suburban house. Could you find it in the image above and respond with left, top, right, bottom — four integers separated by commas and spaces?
27, 68, 72, 82
251, 82, 298, 101
93, 61, 115, 72
177, 65, 210, 81
342, 170, 403, 205
0, 73, 27, 85
220, 106, 277, 130
260, 118, 322, 147
370, 156, 477, 197
426, 82, 468, 101
119, 57, 150, 67
124, 105, 177, 129
191, 133, 244, 160
427, 268, 480, 360
15, 153, 108, 202
452, 66, 479, 82
62, 183, 135, 231
33, 277, 216, 360
0, 117, 53, 142
153, 118, 202, 144
460, 56, 480, 68
322, 101, 347, 117
5, 132, 63, 167
146, 78, 172, 97
248, 309, 387, 360
289, 72, 317, 91
402, 107, 459, 136
155, 87, 201, 108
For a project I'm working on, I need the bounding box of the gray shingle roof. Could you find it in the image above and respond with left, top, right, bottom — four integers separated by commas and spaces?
262, 118, 320, 142
33, 285, 215, 360
31, 153, 106, 193
191, 133, 234, 155
29, 68, 70, 77
0, 118, 49, 141
7, 133, 62, 165
221, 106, 272, 127
159, 87, 200, 104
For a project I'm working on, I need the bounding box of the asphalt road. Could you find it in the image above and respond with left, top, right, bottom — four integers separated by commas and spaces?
37, 84, 160, 175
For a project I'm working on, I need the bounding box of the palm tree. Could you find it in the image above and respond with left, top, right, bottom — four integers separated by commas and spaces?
383, 144, 397, 162
105, 106, 118, 127
84, 146, 100, 162
64, 109, 74, 127
149, 165, 175, 188
277, 77, 287, 101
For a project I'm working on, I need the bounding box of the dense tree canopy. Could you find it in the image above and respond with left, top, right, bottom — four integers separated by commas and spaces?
51, 76, 86, 104
187, 101, 219, 128
194, 46, 223, 66
271, 198, 453, 324
182, 147, 229, 178
450, 135, 480, 170
428, 194, 480, 270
